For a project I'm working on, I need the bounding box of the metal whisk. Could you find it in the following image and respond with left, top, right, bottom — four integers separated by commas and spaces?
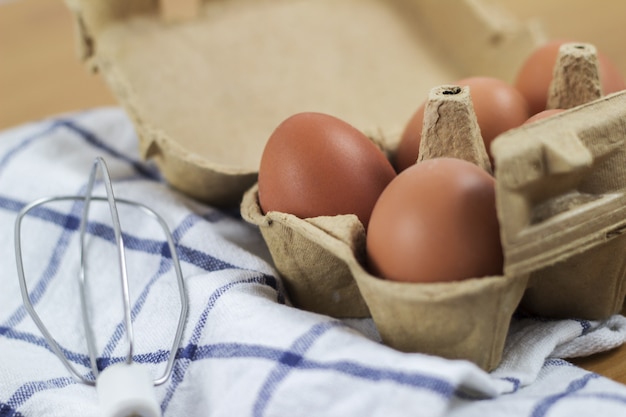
14, 157, 188, 417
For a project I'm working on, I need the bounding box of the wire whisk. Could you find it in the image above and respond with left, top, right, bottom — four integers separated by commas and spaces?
15, 157, 188, 417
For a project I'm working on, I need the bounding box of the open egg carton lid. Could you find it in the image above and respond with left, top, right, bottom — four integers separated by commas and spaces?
64, 0, 543, 207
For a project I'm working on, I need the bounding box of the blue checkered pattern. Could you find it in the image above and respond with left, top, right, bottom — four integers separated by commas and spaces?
1, 108, 626, 416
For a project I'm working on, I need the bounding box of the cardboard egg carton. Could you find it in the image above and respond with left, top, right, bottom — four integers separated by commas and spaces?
65, 0, 626, 370
64, 0, 541, 207
242, 81, 626, 373
241, 88, 529, 370
493, 90, 626, 320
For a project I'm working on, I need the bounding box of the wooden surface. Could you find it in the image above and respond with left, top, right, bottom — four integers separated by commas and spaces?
571, 314, 626, 384
1, 0, 626, 386
0, 0, 116, 130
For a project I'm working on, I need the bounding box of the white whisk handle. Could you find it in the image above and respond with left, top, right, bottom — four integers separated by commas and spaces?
96, 363, 160, 417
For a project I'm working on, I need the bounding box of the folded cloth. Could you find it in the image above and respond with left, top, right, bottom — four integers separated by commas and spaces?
1, 108, 626, 417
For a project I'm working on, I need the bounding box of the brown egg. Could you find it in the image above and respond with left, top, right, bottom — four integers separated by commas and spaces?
394, 103, 425, 173
515, 40, 626, 116
367, 157, 503, 283
523, 109, 565, 125
395, 77, 529, 172
458, 77, 530, 151
258, 112, 396, 228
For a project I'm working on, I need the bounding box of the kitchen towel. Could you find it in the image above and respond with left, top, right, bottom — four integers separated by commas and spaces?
1, 108, 626, 417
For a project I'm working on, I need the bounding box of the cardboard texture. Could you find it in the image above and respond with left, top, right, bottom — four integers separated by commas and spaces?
160, 0, 201, 23
492, 90, 626, 320
547, 43, 602, 110
417, 85, 492, 173
66, 0, 626, 370
241, 188, 371, 318
64, 0, 541, 207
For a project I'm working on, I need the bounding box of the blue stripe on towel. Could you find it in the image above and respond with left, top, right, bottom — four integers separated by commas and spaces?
0, 121, 60, 177
574, 319, 592, 335
573, 392, 626, 407
530, 372, 626, 415
99, 214, 201, 366
531, 373, 600, 417
0, 402, 25, 417
2, 194, 239, 331
98, 256, 176, 367
2, 195, 237, 273
4, 377, 76, 416
253, 321, 338, 417
0, 115, 159, 182
160, 274, 280, 412
0, 326, 91, 369
185, 342, 454, 398
3, 200, 85, 328
158, 270, 455, 415
58, 118, 161, 181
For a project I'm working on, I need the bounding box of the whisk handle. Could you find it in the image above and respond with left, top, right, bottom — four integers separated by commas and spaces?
96, 363, 160, 417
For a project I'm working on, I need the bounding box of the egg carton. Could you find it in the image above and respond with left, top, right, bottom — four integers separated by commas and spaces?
242, 84, 626, 370
65, 0, 626, 371
244, 44, 626, 370
494, 90, 626, 320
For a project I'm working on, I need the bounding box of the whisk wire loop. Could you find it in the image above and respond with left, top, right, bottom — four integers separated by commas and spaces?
14, 157, 188, 393
79, 157, 135, 372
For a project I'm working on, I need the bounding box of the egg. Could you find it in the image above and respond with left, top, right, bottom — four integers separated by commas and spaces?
394, 77, 529, 172
523, 109, 565, 125
258, 112, 396, 228
367, 157, 503, 283
394, 104, 425, 173
515, 40, 626, 116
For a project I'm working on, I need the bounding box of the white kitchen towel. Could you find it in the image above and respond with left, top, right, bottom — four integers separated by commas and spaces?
1, 107, 626, 417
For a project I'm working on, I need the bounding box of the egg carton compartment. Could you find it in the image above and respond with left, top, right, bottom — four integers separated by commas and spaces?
65, 0, 541, 207
241, 182, 528, 371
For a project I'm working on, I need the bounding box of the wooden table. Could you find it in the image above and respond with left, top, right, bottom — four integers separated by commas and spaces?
2, 0, 626, 386
0, 0, 115, 130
